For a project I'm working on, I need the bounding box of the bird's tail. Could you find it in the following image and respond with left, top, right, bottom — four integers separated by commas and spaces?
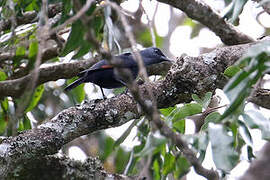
64, 77, 85, 91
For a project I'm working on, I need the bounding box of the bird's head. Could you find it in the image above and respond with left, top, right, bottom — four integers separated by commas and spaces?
140, 47, 172, 65
140, 47, 173, 76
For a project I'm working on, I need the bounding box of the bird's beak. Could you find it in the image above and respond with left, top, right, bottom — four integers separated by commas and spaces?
162, 56, 172, 62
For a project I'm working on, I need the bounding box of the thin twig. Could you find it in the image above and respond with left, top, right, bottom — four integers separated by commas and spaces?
50, 0, 95, 35
139, 0, 158, 47
14, 0, 50, 127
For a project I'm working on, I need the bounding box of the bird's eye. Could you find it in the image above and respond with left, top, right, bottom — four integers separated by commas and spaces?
154, 48, 164, 56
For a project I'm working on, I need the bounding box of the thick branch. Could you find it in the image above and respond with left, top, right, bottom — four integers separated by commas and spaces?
157, 0, 254, 45
5, 154, 135, 180
241, 142, 270, 180
0, 59, 97, 98
248, 88, 270, 109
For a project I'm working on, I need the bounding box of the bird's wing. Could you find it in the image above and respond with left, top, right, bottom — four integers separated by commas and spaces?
118, 53, 137, 67
78, 53, 136, 77
77, 60, 113, 77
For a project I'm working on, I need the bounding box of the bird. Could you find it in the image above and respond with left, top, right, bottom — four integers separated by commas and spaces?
64, 47, 171, 98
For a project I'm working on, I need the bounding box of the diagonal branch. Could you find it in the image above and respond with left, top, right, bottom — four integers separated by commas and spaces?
157, 0, 255, 45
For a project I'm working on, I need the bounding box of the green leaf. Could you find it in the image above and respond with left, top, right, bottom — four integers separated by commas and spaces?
192, 94, 203, 105
137, 29, 163, 48
242, 113, 259, 129
18, 119, 24, 131
113, 87, 126, 95
28, 40, 38, 60
14, 46, 26, 64
92, 16, 104, 35
0, 109, 7, 135
224, 65, 241, 78
238, 120, 253, 146
162, 153, 176, 175
174, 156, 190, 178
71, 41, 92, 59
18, 114, 32, 131
169, 103, 202, 122
56, 0, 72, 26
61, 20, 85, 57
224, 66, 252, 93
0, 98, 9, 112
115, 148, 130, 173
99, 136, 114, 161
202, 92, 213, 109
221, 52, 267, 120
16, 46, 26, 57
243, 110, 270, 140
160, 106, 176, 117
67, 78, 85, 103
137, 134, 166, 157
25, 84, 44, 113
153, 159, 161, 180
173, 120, 185, 134
0, 70, 7, 81
209, 124, 239, 171
113, 119, 139, 148
183, 18, 197, 28
123, 150, 140, 175
192, 92, 212, 109
201, 112, 221, 130
23, 115, 32, 130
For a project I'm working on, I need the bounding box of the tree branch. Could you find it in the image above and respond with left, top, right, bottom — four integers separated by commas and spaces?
0, 3, 62, 32
248, 88, 270, 109
4, 153, 135, 179
157, 0, 255, 45
0, 59, 98, 98
252, 0, 270, 15
241, 142, 270, 180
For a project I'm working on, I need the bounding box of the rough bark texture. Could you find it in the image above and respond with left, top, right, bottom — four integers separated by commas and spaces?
0, 59, 97, 98
248, 88, 270, 109
5, 155, 135, 180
